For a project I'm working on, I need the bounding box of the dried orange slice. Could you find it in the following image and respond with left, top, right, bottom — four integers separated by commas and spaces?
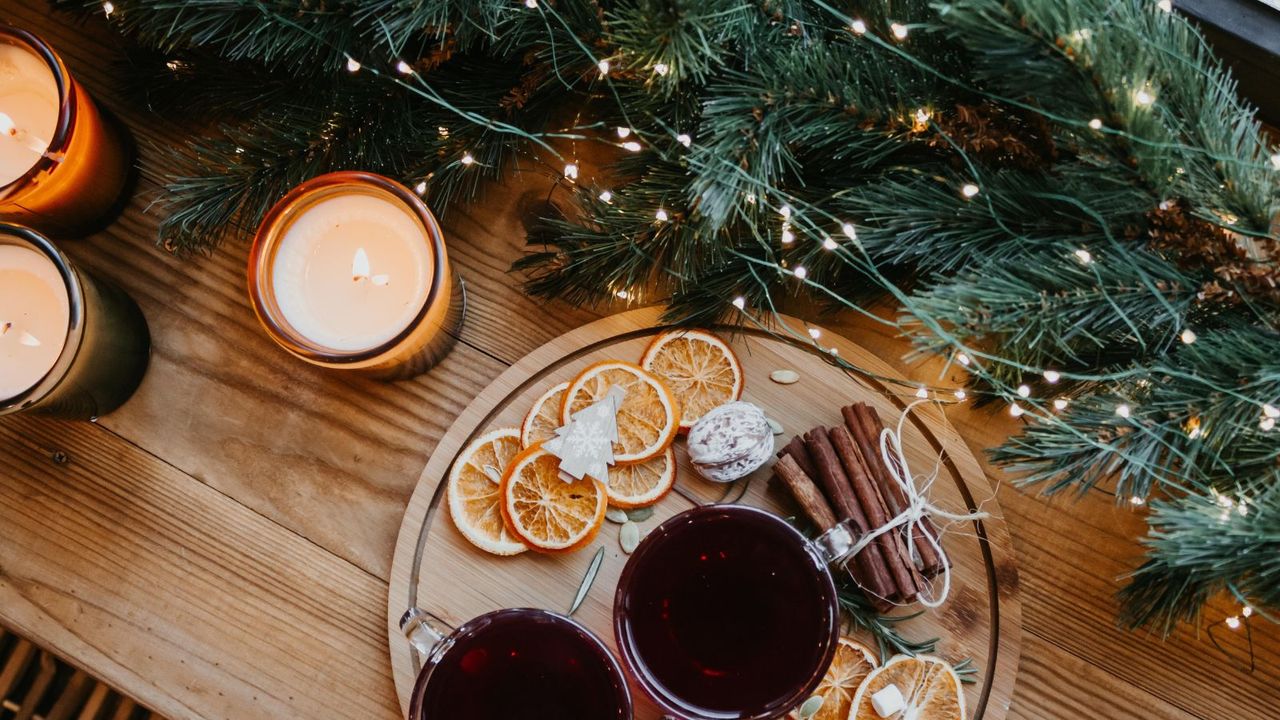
447, 428, 527, 556
849, 655, 964, 720
500, 444, 608, 553
521, 380, 569, 448
562, 361, 679, 464
788, 637, 878, 720
640, 329, 744, 431
605, 446, 676, 508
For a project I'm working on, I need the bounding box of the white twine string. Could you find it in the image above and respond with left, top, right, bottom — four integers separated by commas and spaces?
841, 399, 989, 609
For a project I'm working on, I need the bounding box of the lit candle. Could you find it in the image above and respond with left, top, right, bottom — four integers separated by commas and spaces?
0, 40, 57, 186
0, 243, 68, 399
0, 223, 150, 419
249, 172, 464, 378
0, 25, 132, 237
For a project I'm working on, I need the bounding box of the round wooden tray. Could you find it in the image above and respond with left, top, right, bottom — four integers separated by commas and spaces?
387, 308, 1021, 719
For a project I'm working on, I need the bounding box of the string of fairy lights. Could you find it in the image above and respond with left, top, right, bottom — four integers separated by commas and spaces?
97, 0, 1277, 646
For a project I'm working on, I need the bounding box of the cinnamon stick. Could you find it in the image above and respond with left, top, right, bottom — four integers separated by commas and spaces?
775, 454, 838, 531
830, 426, 921, 602
845, 403, 943, 576
803, 427, 896, 603
777, 435, 819, 479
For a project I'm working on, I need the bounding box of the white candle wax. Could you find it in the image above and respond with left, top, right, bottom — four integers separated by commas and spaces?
271, 192, 433, 352
0, 244, 69, 399
0, 39, 58, 187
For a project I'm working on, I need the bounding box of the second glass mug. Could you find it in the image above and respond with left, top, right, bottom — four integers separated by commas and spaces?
402, 503, 860, 719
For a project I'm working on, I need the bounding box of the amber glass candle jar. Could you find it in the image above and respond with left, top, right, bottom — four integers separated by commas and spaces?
248, 171, 465, 380
0, 223, 150, 419
0, 24, 132, 237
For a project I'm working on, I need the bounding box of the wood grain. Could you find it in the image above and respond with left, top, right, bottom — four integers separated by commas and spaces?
387, 309, 1022, 719
0, 3, 1274, 720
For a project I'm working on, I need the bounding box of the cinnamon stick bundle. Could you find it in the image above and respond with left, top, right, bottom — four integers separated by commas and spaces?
830, 426, 922, 602
777, 435, 819, 479
803, 427, 896, 604
843, 403, 944, 576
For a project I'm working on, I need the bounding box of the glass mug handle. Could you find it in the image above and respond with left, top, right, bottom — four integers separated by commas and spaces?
814, 519, 861, 566
399, 607, 455, 660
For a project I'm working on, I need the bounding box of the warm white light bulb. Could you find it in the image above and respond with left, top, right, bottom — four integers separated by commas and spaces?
1134, 88, 1155, 106
598, 59, 610, 75
395, 59, 413, 75
525, 0, 538, 7
1074, 248, 1093, 264
961, 183, 980, 198
103, 1, 114, 16
1260, 416, 1276, 432
460, 153, 475, 165
1180, 328, 1197, 344
1157, 0, 1172, 11
957, 353, 970, 366
780, 229, 795, 244
564, 163, 579, 180
851, 19, 868, 34
1271, 153, 1280, 170
954, 389, 967, 401
1226, 616, 1241, 630
793, 265, 808, 279
1044, 370, 1061, 383
1053, 398, 1068, 411
414, 181, 427, 195
346, 57, 362, 73
822, 237, 838, 250
1130, 495, 1145, 506
616, 126, 631, 139
1017, 384, 1031, 398
1243, 606, 1254, 618
1264, 404, 1279, 418
622, 141, 642, 152
808, 328, 821, 340
655, 208, 669, 221
1088, 118, 1102, 130
890, 22, 909, 39
842, 222, 857, 239
732, 297, 746, 309
1009, 403, 1025, 417
779, 205, 792, 219
598, 190, 613, 203
914, 108, 931, 125
1115, 404, 1131, 418
653, 63, 670, 76
615, 289, 629, 299
916, 387, 929, 399
676, 133, 692, 147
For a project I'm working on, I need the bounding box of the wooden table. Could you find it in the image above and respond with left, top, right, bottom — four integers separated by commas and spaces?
0, 4, 1276, 719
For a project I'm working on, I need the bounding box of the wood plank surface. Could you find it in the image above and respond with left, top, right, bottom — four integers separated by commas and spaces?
0, 2, 1276, 720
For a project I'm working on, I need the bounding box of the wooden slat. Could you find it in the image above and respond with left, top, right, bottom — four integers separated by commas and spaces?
0, 416, 398, 719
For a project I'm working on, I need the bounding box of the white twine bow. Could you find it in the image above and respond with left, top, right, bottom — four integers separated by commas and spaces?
842, 400, 989, 609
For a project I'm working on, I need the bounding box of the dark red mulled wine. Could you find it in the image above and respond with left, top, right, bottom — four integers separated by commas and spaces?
614, 504, 840, 719
408, 608, 631, 720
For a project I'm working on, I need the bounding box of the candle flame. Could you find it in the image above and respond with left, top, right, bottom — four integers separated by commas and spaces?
0, 112, 14, 135
351, 247, 371, 281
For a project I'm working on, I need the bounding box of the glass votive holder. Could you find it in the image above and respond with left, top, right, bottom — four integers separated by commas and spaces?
0, 223, 150, 419
248, 171, 465, 380
0, 23, 132, 238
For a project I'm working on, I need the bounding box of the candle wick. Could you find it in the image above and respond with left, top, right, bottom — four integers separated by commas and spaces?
1, 321, 10, 336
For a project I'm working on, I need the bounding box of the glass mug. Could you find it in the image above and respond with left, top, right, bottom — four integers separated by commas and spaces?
400, 607, 633, 719
615, 504, 856, 720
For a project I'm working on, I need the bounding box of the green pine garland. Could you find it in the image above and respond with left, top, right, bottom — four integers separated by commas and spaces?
67, 0, 1280, 637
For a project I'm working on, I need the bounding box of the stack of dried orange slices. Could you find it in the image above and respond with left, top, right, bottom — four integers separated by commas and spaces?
448, 328, 745, 556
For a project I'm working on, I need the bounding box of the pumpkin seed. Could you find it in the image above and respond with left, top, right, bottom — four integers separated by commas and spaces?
605, 507, 629, 524
770, 369, 800, 384
620, 521, 641, 553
